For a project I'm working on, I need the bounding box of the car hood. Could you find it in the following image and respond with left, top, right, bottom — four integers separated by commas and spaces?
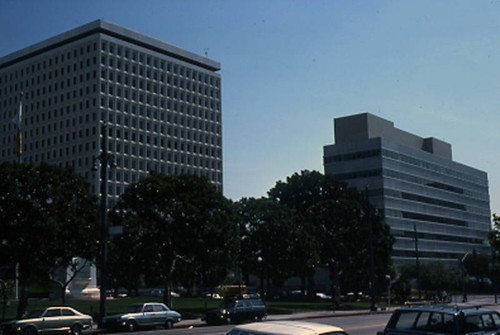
103, 313, 127, 320
1, 318, 38, 326
1, 320, 17, 327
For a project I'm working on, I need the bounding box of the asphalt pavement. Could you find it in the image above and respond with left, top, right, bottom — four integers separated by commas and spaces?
171, 294, 499, 329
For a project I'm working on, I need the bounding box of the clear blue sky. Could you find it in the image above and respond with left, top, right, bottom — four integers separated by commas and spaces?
1, 0, 499, 215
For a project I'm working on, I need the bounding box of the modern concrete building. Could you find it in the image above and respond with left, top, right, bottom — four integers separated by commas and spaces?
323, 113, 491, 265
0, 19, 223, 198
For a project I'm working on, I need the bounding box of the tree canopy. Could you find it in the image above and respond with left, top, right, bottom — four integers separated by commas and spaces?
109, 173, 238, 305
260, 170, 394, 303
0, 162, 98, 317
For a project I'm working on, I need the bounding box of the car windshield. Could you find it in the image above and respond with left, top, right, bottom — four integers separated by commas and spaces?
25, 309, 45, 319
126, 304, 144, 313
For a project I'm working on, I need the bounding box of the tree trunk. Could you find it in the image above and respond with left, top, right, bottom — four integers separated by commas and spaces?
306, 271, 316, 299
300, 276, 306, 296
163, 280, 172, 308
61, 284, 67, 306
329, 261, 340, 310
16, 279, 29, 319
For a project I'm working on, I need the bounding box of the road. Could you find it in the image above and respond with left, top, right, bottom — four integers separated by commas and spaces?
96, 295, 500, 335
96, 312, 392, 335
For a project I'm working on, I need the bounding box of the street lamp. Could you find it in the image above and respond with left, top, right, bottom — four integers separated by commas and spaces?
93, 123, 115, 324
460, 251, 472, 303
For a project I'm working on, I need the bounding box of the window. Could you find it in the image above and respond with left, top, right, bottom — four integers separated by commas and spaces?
394, 311, 419, 329
62, 309, 76, 316
45, 309, 61, 317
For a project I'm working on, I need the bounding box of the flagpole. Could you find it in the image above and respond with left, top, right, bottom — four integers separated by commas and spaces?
15, 92, 23, 164
14, 92, 23, 300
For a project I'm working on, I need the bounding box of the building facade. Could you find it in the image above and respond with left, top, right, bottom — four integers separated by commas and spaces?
323, 113, 491, 265
0, 20, 223, 198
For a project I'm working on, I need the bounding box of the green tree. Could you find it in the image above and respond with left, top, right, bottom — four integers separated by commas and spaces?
489, 214, 500, 261
236, 197, 296, 297
420, 261, 460, 297
0, 162, 99, 318
110, 173, 237, 306
268, 170, 394, 303
267, 171, 326, 296
463, 251, 491, 286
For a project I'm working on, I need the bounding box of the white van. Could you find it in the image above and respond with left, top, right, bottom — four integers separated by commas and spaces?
225, 321, 347, 335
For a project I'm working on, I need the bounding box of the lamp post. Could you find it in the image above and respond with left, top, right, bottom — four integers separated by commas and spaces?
93, 123, 115, 324
460, 251, 472, 303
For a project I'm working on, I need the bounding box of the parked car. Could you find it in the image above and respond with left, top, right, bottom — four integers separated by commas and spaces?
225, 321, 347, 335
102, 302, 181, 331
203, 297, 267, 325
378, 304, 500, 335
0, 306, 92, 335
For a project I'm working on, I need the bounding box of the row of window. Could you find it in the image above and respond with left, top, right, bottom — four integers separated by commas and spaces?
324, 147, 488, 187
101, 88, 219, 110
383, 188, 466, 211
91, 168, 223, 197
0, 42, 98, 83
383, 168, 489, 202
101, 59, 220, 96
1, 59, 98, 99
382, 148, 487, 187
392, 228, 485, 245
385, 208, 488, 230
393, 249, 466, 260
101, 77, 220, 110
101, 40, 220, 87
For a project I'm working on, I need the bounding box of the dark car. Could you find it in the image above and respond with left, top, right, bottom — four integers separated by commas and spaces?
0, 307, 92, 335
378, 304, 500, 335
203, 297, 267, 325
102, 302, 181, 331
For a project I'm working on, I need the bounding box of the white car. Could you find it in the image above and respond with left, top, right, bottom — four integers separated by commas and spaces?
225, 321, 347, 335
102, 302, 181, 331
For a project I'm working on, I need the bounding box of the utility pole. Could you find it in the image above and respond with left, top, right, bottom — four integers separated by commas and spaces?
94, 123, 115, 325
365, 187, 377, 311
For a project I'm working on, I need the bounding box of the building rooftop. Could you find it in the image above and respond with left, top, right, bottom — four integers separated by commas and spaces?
0, 19, 220, 71
334, 113, 452, 160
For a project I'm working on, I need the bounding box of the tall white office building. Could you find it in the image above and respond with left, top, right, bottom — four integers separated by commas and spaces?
0, 20, 223, 197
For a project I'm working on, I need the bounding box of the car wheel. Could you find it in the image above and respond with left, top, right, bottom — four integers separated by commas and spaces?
165, 320, 173, 329
23, 327, 37, 335
71, 324, 82, 335
126, 320, 136, 332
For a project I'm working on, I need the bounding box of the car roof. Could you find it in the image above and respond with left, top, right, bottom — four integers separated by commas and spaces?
396, 304, 496, 316
230, 321, 345, 335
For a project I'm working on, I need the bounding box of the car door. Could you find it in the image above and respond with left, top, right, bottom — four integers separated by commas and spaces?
41, 309, 62, 333
152, 304, 167, 325
61, 308, 79, 331
140, 304, 154, 326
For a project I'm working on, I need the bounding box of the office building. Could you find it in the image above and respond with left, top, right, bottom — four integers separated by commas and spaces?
323, 113, 491, 265
0, 20, 223, 198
